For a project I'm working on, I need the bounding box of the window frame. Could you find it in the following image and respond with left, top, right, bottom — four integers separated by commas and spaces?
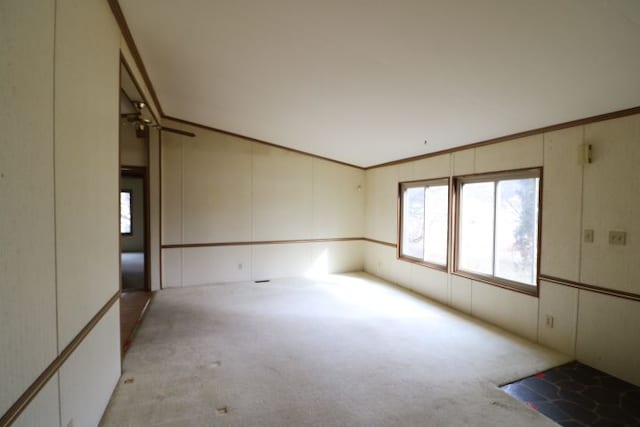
397, 177, 451, 272
120, 189, 133, 236
453, 168, 543, 296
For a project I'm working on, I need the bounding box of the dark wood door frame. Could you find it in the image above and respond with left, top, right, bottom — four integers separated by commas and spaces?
120, 164, 151, 292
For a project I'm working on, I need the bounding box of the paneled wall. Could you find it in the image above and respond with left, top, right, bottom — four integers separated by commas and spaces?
160, 119, 365, 287
1, 0, 59, 422
363, 113, 640, 385
1, 0, 127, 425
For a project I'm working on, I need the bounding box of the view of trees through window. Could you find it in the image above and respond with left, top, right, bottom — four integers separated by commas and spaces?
458, 174, 539, 286
120, 191, 132, 234
401, 180, 449, 266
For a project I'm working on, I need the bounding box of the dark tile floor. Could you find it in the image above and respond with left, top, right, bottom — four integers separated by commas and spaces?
120, 291, 151, 354
502, 362, 640, 426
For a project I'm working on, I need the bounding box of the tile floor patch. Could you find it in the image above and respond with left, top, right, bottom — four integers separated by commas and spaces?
501, 361, 640, 427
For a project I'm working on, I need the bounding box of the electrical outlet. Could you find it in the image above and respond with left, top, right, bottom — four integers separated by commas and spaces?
545, 315, 554, 328
608, 231, 626, 246
584, 229, 594, 243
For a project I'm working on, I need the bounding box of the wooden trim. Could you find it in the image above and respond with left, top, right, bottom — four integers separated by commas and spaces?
362, 238, 397, 248
396, 176, 451, 270
109, 1, 164, 117
540, 275, 640, 302
119, 54, 160, 127
536, 168, 544, 297
0, 292, 120, 427
117, 59, 124, 371
162, 237, 364, 249
158, 131, 163, 290
160, 126, 195, 137
398, 177, 450, 186
120, 291, 153, 357
454, 167, 542, 182
451, 271, 538, 297
396, 181, 402, 259
163, 115, 364, 170
448, 171, 456, 275
143, 161, 151, 293
398, 256, 448, 273
366, 106, 640, 170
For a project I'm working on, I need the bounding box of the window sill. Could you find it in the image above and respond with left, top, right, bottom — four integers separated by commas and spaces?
452, 270, 538, 297
398, 255, 448, 273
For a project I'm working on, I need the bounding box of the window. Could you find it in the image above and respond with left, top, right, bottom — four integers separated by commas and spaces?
456, 169, 540, 292
120, 190, 132, 235
399, 178, 449, 268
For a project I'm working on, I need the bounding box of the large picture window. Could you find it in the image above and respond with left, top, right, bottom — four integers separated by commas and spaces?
399, 178, 449, 268
455, 169, 540, 291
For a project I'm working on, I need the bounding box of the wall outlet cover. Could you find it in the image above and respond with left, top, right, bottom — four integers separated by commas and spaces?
608, 231, 626, 246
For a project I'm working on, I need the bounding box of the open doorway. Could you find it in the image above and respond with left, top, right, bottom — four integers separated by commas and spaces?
120, 166, 149, 292
119, 58, 154, 355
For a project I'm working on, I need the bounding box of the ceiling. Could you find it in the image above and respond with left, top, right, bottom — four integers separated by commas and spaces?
119, 0, 640, 167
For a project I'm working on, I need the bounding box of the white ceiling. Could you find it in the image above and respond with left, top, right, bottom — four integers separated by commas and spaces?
119, 0, 640, 167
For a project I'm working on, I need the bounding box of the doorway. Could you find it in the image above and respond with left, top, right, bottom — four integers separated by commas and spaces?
120, 166, 149, 292
119, 57, 155, 355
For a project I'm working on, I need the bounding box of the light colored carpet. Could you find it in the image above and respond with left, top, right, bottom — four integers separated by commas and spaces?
101, 273, 570, 427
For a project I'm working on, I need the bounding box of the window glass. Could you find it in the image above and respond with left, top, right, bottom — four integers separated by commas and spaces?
459, 181, 494, 275
495, 178, 539, 285
424, 185, 448, 265
401, 187, 425, 259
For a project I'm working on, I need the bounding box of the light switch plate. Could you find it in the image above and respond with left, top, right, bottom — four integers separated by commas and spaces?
584, 229, 594, 243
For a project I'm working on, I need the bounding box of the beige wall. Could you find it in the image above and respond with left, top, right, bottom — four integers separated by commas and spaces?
1, 0, 124, 424
0, 0, 59, 421
363, 113, 640, 385
160, 119, 365, 287
120, 117, 147, 166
